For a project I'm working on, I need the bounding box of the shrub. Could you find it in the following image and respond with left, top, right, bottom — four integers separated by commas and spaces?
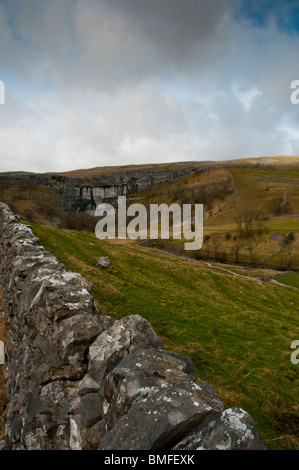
21, 208, 35, 222
285, 232, 295, 245
268, 196, 292, 216
62, 211, 99, 232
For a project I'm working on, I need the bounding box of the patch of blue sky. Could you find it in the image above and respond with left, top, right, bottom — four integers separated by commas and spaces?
0, 70, 26, 101
41, 80, 55, 95
236, 0, 299, 34
0, 70, 55, 106
3, 0, 44, 55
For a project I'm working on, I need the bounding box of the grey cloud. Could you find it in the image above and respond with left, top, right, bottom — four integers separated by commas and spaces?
2, 0, 241, 90
103, 0, 240, 59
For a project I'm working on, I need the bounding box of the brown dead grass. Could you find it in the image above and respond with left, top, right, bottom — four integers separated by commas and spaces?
274, 413, 299, 450
52, 161, 211, 178
50, 156, 299, 178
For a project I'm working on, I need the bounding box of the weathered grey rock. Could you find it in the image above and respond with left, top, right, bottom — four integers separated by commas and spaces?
69, 413, 107, 450
0, 340, 4, 364
57, 313, 103, 362
115, 347, 198, 381
0, 440, 8, 450
51, 217, 62, 228
79, 393, 103, 427
88, 315, 164, 384
102, 347, 199, 429
38, 380, 80, 421
78, 374, 100, 396
173, 407, 267, 450
96, 257, 113, 269
98, 380, 223, 450
85, 421, 106, 448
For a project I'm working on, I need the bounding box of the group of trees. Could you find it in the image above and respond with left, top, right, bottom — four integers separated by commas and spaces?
199, 234, 261, 265
198, 209, 269, 264
268, 196, 292, 216
197, 210, 297, 268
235, 210, 268, 239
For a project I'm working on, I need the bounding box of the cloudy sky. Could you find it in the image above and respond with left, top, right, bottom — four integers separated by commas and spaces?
1, 0, 299, 173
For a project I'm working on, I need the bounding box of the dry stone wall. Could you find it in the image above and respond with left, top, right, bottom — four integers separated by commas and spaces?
0, 203, 266, 450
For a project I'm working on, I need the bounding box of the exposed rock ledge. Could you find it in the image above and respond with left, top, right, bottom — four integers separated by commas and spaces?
0, 202, 266, 450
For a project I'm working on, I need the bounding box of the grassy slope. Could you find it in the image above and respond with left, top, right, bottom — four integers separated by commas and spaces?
0, 185, 68, 226
205, 166, 299, 271
138, 165, 299, 272
28, 222, 299, 450
208, 166, 299, 223
277, 273, 299, 289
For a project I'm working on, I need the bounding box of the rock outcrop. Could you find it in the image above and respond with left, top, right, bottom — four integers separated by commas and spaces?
0, 161, 232, 212
1, 159, 299, 214
0, 203, 266, 450
0, 165, 207, 212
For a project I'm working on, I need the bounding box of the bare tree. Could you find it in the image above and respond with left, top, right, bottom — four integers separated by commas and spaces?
246, 240, 260, 265
280, 245, 294, 270
236, 210, 268, 239
232, 237, 245, 263
204, 238, 212, 258
284, 232, 295, 245
211, 238, 220, 260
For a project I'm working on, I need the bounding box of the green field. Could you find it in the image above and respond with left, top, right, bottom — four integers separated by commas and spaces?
28, 222, 299, 450
277, 273, 299, 289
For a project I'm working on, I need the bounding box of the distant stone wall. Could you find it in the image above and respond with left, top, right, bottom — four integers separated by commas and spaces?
0, 203, 266, 450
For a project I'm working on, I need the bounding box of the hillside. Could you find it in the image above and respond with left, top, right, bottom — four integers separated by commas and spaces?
0, 155, 299, 213
52, 155, 299, 178
127, 162, 299, 273
1, 156, 299, 449
1, 156, 299, 273
22, 221, 299, 450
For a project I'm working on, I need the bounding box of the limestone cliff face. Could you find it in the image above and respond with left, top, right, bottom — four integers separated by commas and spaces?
0, 203, 266, 450
0, 164, 218, 211
0, 160, 297, 213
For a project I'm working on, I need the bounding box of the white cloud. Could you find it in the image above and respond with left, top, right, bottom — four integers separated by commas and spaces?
232, 84, 262, 112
